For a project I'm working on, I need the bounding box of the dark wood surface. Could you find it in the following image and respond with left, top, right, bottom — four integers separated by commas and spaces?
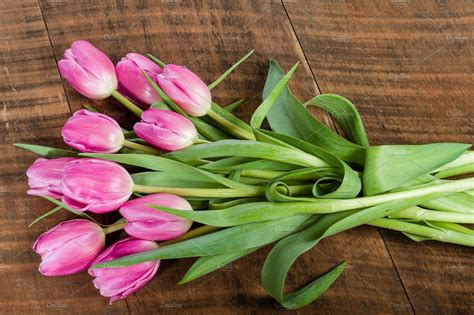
1, 0, 472, 314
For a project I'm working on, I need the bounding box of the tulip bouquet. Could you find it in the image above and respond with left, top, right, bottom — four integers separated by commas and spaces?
16, 40, 473, 309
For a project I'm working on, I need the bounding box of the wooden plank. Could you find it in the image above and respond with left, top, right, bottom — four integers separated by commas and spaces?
283, 0, 473, 313
37, 0, 410, 313
0, 1, 128, 314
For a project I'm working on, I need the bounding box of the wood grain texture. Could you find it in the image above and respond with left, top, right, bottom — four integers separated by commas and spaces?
29, 1, 408, 313
0, 1, 127, 314
2, 0, 471, 313
283, 0, 473, 313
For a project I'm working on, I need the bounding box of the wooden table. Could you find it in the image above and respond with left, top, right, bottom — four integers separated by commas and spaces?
1, 1, 472, 313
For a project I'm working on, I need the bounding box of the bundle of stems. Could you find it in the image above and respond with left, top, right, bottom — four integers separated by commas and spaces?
18, 52, 473, 310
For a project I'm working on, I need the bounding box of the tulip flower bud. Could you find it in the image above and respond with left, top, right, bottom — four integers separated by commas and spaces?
58, 40, 118, 99
61, 158, 133, 213
33, 219, 105, 276
157, 64, 211, 116
26, 157, 76, 199
61, 110, 124, 153
119, 193, 193, 241
133, 108, 198, 151
116, 53, 163, 106
89, 238, 159, 303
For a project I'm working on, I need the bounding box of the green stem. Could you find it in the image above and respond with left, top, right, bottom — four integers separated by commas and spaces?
103, 221, 126, 235
391, 206, 474, 223
133, 184, 266, 198
147, 54, 166, 68
240, 178, 474, 216
433, 151, 474, 172
433, 151, 474, 178
133, 183, 313, 199
240, 170, 284, 180
347, 178, 474, 210
368, 218, 474, 246
122, 139, 160, 154
428, 222, 474, 235
206, 108, 256, 140
435, 164, 474, 179
110, 90, 143, 117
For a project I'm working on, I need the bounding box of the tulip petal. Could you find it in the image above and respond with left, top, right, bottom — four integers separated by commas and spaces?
61, 159, 133, 213
133, 109, 197, 151
89, 238, 159, 302
116, 53, 162, 105
58, 40, 117, 99
61, 110, 124, 153
33, 219, 105, 276
120, 194, 193, 241
26, 157, 76, 199
157, 64, 211, 116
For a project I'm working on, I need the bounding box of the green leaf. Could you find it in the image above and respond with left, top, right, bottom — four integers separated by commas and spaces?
363, 143, 470, 196
421, 192, 474, 213
15, 144, 78, 158
189, 116, 232, 141
208, 50, 254, 90
41, 196, 105, 226
92, 214, 313, 268
81, 153, 247, 191
432, 151, 474, 178
29, 206, 62, 227
390, 206, 474, 223
275, 261, 346, 310
435, 164, 474, 179
209, 197, 264, 210
211, 102, 253, 133
425, 222, 474, 236
250, 62, 298, 129
304, 94, 369, 147
263, 60, 365, 165
369, 218, 474, 246
224, 99, 245, 112
200, 156, 300, 172
132, 172, 222, 188
254, 129, 361, 199
166, 140, 328, 168
179, 248, 259, 284
402, 232, 433, 242
261, 193, 440, 309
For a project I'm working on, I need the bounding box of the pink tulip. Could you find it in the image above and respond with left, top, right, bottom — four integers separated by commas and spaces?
61, 158, 133, 213
26, 157, 76, 199
119, 193, 193, 241
58, 40, 117, 99
89, 238, 159, 303
33, 219, 105, 276
133, 108, 198, 151
61, 110, 124, 153
157, 64, 211, 116
116, 53, 163, 106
